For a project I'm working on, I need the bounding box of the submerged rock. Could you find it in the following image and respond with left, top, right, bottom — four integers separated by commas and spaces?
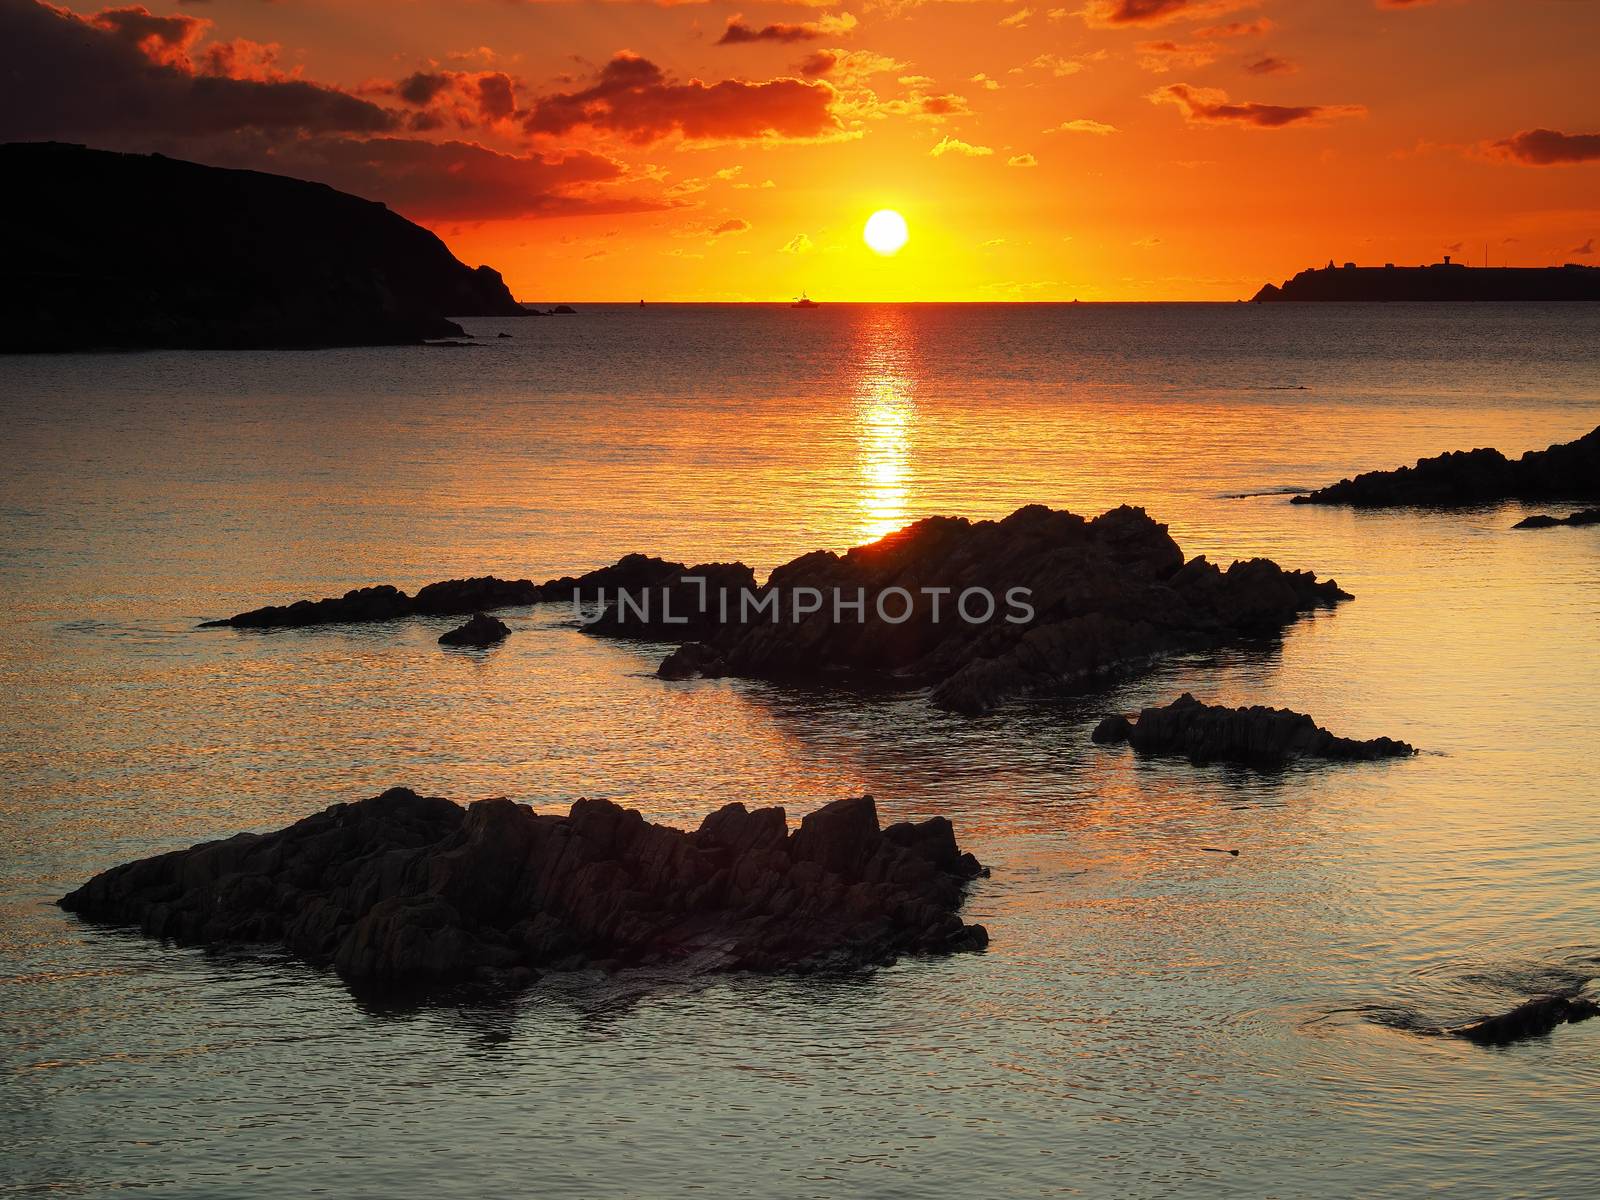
58, 789, 989, 987
1512, 508, 1600, 530
1446, 994, 1600, 1046
1293, 425, 1600, 507
657, 641, 729, 680
438, 613, 511, 647
604, 505, 1349, 715
1092, 693, 1416, 765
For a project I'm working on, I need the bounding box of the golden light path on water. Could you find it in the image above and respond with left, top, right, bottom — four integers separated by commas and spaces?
851, 308, 917, 544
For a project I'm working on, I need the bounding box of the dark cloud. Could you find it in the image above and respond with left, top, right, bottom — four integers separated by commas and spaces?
524, 52, 841, 144
1245, 56, 1294, 74
1573, 238, 1595, 257
1081, 0, 1253, 28
1491, 128, 1600, 165
391, 69, 520, 125
717, 19, 823, 45
708, 217, 750, 235
0, 1, 396, 141
796, 50, 838, 77
233, 136, 663, 222
1151, 83, 1365, 127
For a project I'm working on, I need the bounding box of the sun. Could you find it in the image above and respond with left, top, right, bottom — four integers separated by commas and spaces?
863, 209, 909, 256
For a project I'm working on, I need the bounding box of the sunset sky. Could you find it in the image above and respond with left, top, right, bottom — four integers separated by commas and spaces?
2, 0, 1596, 300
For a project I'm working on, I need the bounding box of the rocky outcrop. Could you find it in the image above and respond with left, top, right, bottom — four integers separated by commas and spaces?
1512, 508, 1600, 529
58, 788, 989, 988
600, 505, 1349, 715
1092, 693, 1416, 765
200, 555, 686, 629
1446, 994, 1600, 1046
1, 142, 527, 352
1293, 425, 1600, 507
438, 613, 510, 646
1252, 262, 1600, 303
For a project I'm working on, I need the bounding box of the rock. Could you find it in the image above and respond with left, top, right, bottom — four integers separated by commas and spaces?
1512, 508, 1600, 529
1090, 715, 1133, 744
438, 613, 510, 647
1, 143, 526, 353
497, 332, 513, 339
200, 556, 685, 629
1094, 693, 1416, 766
634, 504, 1349, 715
1294, 425, 1600, 507
657, 642, 728, 681
549, 305, 577, 314
584, 562, 758, 641
58, 788, 989, 987
1447, 994, 1600, 1046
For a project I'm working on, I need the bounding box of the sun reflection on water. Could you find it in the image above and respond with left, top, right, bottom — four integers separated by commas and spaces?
851, 309, 919, 545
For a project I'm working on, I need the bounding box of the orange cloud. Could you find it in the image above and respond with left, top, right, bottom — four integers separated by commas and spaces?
716, 13, 856, 45
1489, 128, 1600, 165
524, 52, 841, 144
1151, 83, 1366, 127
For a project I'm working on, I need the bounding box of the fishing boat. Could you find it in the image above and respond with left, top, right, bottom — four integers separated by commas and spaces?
791, 292, 819, 309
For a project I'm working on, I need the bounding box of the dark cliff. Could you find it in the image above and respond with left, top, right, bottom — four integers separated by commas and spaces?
0, 142, 527, 351
1252, 261, 1600, 303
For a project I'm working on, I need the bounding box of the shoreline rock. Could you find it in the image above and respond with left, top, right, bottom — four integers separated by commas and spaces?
1445, 994, 1600, 1046
58, 789, 989, 988
1512, 508, 1600, 530
1092, 693, 1416, 765
1292, 425, 1600, 508
438, 613, 510, 647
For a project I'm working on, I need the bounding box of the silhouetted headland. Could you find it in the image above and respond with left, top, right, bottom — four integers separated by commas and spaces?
1293, 424, 1600, 507
1091, 693, 1416, 766
1, 142, 525, 351
1252, 257, 1600, 302
1512, 508, 1600, 530
59, 789, 988, 988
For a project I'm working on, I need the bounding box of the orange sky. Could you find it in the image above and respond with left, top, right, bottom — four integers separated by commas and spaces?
4, 0, 1597, 299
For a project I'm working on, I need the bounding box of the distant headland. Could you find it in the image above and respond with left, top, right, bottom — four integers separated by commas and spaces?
0, 142, 527, 352
1252, 257, 1600, 303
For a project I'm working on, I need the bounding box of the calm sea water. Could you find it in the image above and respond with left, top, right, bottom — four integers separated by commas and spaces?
2, 303, 1598, 1198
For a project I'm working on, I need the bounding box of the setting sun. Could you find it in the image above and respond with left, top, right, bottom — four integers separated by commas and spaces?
863, 210, 909, 257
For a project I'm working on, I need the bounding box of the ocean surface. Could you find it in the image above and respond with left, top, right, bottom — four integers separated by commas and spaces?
2, 302, 1598, 1198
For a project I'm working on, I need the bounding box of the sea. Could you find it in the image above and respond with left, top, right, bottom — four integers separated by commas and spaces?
2, 302, 1598, 1198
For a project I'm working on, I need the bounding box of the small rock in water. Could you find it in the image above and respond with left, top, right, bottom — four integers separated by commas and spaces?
1448, 994, 1600, 1046
438, 613, 510, 646
1512, 508, 1600, 530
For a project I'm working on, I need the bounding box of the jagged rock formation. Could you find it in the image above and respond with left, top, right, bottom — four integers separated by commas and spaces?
1512, 508, 1600, 529
1, 142, 526, 351
1252, 261, 1600, 303
607, 505, 1349, 715
1293, 425, 1600, 508
1090, 693, 1416, 766
58, 789, 989, 988
200, 556, 684, 629
438, 613, 510, 646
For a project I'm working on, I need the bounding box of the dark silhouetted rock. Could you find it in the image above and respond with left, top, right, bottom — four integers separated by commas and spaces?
1252, 261, 1600, 303
1093, 693, 1416, 765
438, 613, 510, 647
58, 788, 989, 987
657, 641, 729, 681
1293, 425, 1600, 508
1447, 994, 1600, 1046
1, 143, 526, 352
585, 562, 758, 641
631, 505, 1349, 715
550, 305, 576, 314
1512, 508, 1600, 530
201, 556, 686, 629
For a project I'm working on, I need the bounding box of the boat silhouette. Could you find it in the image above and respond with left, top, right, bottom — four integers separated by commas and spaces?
791, 292, 819, 309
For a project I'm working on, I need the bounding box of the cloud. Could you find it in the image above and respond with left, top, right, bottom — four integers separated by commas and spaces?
1245, 56, 1295, 74
1047, 118, 1119, 134
971, 72, 1000, 90
780, 233, 813, 253
1375, 0, 1440, 8
237, 136, 659, 222
919, 93, 972, 117
796, 48, 903, 83
931, 135, 993, 157
1194, 19, 1273, 36
1573, 238, 1595, 257
524, 52, 841, 144
716, 13, 856, 46
0, 0, 396, 142
709, 217, 751, 236
1150, 83, 1366, 127
1007, 152, 1038, 167
1489, 128, 1600, 165
1138, 39, 1219, 72
1080, 0, 1256, 28
390, 70, 522, 127
999, 7, 1033, 27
